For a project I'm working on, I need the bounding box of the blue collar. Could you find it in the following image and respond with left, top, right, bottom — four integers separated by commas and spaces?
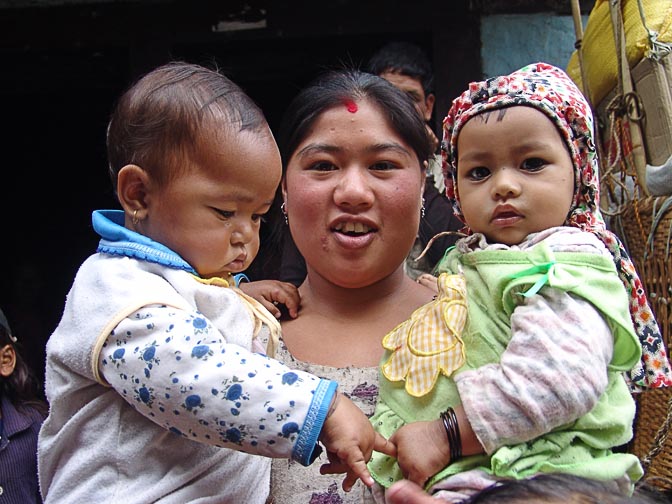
92, 210, 250, 287
92, 210, 197, 274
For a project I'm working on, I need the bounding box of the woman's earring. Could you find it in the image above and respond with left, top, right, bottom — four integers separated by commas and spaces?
281, 202, 288, 225
421, 197, 426, 219
132, 209, 139, 225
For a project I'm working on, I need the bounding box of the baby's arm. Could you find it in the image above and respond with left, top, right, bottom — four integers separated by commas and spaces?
100, 304, 321, 458
456, 288, 613, 453
238, 279, 301, 319
98, 303, 390, 487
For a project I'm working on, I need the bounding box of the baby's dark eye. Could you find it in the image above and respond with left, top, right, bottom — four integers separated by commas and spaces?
252, 214, 267, 223
521, 158, 546, 171
216, 209, 234, 219
466, 166, 490, 181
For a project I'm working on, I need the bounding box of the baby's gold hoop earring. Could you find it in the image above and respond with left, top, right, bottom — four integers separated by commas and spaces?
132, 209, 139, 225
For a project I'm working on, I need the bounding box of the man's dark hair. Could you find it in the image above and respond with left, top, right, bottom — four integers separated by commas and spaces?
366, 41, 434, 96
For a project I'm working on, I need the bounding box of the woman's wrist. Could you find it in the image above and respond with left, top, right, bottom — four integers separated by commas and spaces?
440, 406, 462, 464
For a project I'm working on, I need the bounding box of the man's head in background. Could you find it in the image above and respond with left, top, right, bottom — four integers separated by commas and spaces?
366, 41, 436, 127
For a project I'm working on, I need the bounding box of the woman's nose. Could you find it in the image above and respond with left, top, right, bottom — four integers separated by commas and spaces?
333, 168, 374, 208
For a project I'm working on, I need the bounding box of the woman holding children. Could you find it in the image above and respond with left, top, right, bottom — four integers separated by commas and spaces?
266, 69, 438, 503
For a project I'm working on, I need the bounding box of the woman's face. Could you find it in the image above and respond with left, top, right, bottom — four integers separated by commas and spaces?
283, 99, 425, 288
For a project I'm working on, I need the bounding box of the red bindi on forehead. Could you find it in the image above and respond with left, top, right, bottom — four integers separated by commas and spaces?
343, 99, 358, 113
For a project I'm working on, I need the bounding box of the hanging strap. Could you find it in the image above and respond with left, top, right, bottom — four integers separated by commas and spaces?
571, 0, 613, 214
570, 0, 593, 105
608, 0, 650, 195
635, 0, 672, 61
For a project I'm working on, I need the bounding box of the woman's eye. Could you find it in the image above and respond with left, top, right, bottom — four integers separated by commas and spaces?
466, 166, 490, 181
309, 161, 336, 172
521, 157, 546, 171
370, 161, 397, 171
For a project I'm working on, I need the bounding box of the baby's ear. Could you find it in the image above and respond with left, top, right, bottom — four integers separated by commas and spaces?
0, 344, 16, 377
117, 164, 150, 221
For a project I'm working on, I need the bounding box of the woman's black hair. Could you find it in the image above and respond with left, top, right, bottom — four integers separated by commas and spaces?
277, 68, 432, 172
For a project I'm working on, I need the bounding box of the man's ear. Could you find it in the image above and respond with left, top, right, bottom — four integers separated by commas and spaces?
424, 93, 436, 122
117, 164, 150, 222
0, 344, 16, 378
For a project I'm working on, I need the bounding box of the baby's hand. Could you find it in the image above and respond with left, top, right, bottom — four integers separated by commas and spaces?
389, 419, 450, 487
318, 393, 396, 491
238, 280, 301, 318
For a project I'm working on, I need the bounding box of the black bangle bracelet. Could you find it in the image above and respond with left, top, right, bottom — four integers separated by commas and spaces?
440, 406, 462, 463
447, 406, 462, 461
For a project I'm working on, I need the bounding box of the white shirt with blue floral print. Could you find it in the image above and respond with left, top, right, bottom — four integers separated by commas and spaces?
38, 210, 336, 504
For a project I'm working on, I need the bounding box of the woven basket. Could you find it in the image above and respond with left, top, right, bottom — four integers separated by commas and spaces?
614, 195, 672, 489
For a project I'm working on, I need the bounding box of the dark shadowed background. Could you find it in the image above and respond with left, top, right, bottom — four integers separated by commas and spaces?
0, 0, 590, 392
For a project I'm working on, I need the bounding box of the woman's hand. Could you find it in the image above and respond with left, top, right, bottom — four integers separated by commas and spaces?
389, 419, 450, 487
238, 279, 301, 318
416, 273, 439, 294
